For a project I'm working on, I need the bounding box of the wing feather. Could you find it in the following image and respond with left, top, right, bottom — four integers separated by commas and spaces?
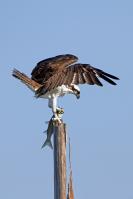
82, 66, 94, 85
89, 71, 103, 86
78, 65, 86, 84
96, 73, 117, 85
66, 67, 74, 84
94, 68, 119, 80
31, 54, 78, 84
72, 65, 80, 84
36, 63, 119, 95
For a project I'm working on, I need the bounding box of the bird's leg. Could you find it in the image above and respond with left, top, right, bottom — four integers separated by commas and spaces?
50, 97, 62, 123
48, 99, 53, 109
48, 99, 64, 115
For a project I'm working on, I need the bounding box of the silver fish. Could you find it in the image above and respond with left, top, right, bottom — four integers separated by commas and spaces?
42, 119, 54, 149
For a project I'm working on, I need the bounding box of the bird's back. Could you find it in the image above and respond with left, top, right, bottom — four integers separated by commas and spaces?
31, 54, 78, 84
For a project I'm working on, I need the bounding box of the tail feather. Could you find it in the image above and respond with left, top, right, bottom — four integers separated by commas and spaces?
12, 68, 41, 92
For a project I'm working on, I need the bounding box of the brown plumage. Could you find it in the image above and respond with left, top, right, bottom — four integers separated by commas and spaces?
32, 54, 119, 96
12, 69, 41, 91
12, 54, 119, 122
13, 54, 119, 97
31, 54, 78, 84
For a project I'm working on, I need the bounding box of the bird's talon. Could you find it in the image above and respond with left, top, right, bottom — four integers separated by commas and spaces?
56, 108, 64, 115
52, 116, 62, 125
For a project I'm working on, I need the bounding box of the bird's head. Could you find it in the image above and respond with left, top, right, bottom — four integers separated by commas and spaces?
70, 84, 80, 99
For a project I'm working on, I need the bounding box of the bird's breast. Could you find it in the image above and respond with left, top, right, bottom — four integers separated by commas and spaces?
40, 85, 69, 99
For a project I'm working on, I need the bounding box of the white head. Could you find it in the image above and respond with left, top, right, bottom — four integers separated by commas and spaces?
70, 84, 80, 99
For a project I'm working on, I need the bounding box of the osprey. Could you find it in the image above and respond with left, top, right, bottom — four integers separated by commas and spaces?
12, 54, 119, 122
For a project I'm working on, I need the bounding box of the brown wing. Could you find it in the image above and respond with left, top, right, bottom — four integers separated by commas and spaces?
31, 54, 78, 84
35, 64, 119, 96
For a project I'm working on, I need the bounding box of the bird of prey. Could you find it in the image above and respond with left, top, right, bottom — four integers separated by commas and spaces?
12, 54, 119, 122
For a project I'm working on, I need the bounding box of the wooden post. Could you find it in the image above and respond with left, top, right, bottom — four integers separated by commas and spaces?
53, 122, 67, 199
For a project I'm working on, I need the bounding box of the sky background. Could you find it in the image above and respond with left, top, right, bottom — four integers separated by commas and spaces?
0, 0, 133, 198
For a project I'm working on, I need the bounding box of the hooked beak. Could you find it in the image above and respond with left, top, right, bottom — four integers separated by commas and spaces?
76, 94, 80, 99
76, 91, 80, 99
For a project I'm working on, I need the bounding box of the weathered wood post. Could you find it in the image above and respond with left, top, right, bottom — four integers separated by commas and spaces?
53, 122, 67, 199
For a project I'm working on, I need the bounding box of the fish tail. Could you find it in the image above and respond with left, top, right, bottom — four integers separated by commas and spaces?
41, 139, 53, 149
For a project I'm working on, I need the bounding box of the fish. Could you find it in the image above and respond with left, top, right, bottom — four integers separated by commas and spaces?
41, 119, 54, 149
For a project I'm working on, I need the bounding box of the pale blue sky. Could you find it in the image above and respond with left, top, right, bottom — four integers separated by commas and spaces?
0, 0, 133, 199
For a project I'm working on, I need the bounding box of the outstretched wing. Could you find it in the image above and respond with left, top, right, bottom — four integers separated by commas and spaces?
36, 64, 119, 96
31, 54, 78, 84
